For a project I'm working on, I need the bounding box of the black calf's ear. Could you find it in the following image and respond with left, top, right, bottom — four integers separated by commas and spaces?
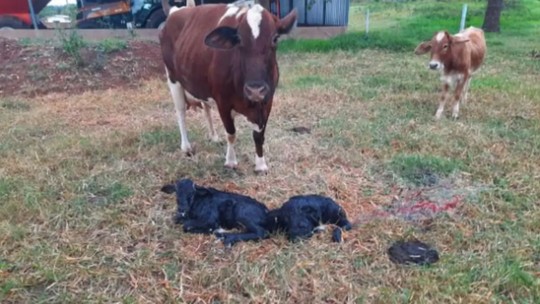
161, 184, 176, 194
194, 185, 210, 196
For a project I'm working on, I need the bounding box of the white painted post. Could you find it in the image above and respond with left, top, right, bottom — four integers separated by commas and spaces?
365, 9, 370, 36
460, 4, 468, 32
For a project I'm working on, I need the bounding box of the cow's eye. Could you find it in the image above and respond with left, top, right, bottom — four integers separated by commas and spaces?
272, 34, 280, 46
443, 44, 449, 49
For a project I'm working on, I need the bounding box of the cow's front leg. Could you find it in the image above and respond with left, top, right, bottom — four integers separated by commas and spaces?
435, 83, 450, 120
218, 108, 237, 168
253, 129, 268, 173
452, 78, 467, 119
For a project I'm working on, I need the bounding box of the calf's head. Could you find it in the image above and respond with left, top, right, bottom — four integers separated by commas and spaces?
161, 179, 206, 223
415, 31, 469, 71
204, 5, 297, 103
285, 206, 322, 241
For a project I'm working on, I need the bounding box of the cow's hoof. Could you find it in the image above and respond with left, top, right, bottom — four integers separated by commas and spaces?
208, 134, 221, 143
224, 162, 238, 169
182, 147, 194, 156
254, 168, 268, 175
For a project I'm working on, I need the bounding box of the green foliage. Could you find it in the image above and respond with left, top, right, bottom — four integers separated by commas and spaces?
56, 29, 87, 66
96, 38, 127, 54
0, 98, 30, 111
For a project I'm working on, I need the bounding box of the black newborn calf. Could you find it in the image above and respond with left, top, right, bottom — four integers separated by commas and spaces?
267, 195, 353, 242
161, 179, 270, 246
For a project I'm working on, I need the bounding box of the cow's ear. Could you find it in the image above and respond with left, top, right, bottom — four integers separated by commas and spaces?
277, 9, 297, 35
161, 184, 176, 194
451, 36, 469, 44
414, 41, 431, 55
205, 26, 240, 50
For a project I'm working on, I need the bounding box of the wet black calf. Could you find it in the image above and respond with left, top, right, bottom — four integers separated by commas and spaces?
161, 179, 270, 246
267, 195, 353, 242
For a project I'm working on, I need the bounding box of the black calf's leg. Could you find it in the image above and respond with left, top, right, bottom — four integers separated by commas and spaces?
215, 223, 269, 246
182, 219, 218, 234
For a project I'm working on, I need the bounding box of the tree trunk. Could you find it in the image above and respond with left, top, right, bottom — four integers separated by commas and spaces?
482, 0, 504, 32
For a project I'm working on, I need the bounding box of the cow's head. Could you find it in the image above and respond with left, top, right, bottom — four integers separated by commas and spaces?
415, 31, 469, 71
161, 178, 208, 223
204, 5, 297, 103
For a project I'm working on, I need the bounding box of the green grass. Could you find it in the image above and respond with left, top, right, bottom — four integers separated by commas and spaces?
390, 154, 462, 186
1, 0, 540, 303
96, 38, 128, 53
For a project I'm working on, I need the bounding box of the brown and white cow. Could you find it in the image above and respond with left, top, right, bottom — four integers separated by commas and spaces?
415, 27, 486, 119
159, 0, 297, 172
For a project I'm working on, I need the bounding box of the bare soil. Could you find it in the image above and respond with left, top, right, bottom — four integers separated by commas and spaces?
0, 37, 164, 97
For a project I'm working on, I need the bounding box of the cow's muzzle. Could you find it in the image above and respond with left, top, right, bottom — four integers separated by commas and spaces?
244, 81, 270, 102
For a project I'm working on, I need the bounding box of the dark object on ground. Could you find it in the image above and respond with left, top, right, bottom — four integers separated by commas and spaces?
161, 179, 270, 246
267, 195, 352, 242
290, 126, 311, 134
388, 240, 439, 265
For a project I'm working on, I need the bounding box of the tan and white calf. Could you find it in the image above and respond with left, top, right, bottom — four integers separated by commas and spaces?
415, 27, 486, 119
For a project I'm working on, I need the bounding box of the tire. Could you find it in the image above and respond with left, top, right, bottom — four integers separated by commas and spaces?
0, 16, 29, 30
145, 9, 166, 29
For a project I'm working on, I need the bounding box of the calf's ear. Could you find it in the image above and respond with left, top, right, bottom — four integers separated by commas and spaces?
277, 9, 297, 35
161, 184, 176, 194
194, 185, 210, 196
451, 36, 470, 44
205, 26, 241, 50
414, 41, 431, 55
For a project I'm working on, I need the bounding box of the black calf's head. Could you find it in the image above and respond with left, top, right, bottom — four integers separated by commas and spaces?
287, 206, 321, 241
161, 178, 202, 223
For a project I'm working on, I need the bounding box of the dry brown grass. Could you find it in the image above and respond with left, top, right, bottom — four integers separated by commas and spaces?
1, 30, 540, 304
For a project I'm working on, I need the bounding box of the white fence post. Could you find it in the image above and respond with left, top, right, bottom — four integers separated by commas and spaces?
460, 4, 468, 32
365, 9, 370, 37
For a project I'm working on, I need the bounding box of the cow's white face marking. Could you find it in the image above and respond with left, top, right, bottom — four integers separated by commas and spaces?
247, 4, 264, 39
236, 7, 249, 19
435, 31, 445, 42
219, 5, 240, 24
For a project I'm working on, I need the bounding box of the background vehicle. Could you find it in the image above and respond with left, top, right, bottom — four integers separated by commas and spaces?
0, 0, 237, 30
75, 0, 237, 29
0, 0, 50, 29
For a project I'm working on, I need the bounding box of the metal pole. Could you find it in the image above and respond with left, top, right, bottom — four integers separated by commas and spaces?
460, 4, 468, 32
365, 9, 370, 36
26, 0, 39, 33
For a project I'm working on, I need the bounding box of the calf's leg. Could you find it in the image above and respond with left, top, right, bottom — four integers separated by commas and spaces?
435, 83, 450, 120
452, 77, 468, 119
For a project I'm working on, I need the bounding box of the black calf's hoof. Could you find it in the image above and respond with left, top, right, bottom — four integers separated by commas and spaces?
332, 228, 343, 243
387, 240, 439, 266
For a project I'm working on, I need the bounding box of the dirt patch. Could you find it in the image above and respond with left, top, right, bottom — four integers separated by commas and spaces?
0, 37, 164, 97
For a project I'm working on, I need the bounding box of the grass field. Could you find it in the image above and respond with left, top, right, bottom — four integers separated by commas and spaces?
1, 0, 539, 303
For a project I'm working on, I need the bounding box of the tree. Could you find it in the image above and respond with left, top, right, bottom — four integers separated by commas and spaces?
482, 0, 504, 32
